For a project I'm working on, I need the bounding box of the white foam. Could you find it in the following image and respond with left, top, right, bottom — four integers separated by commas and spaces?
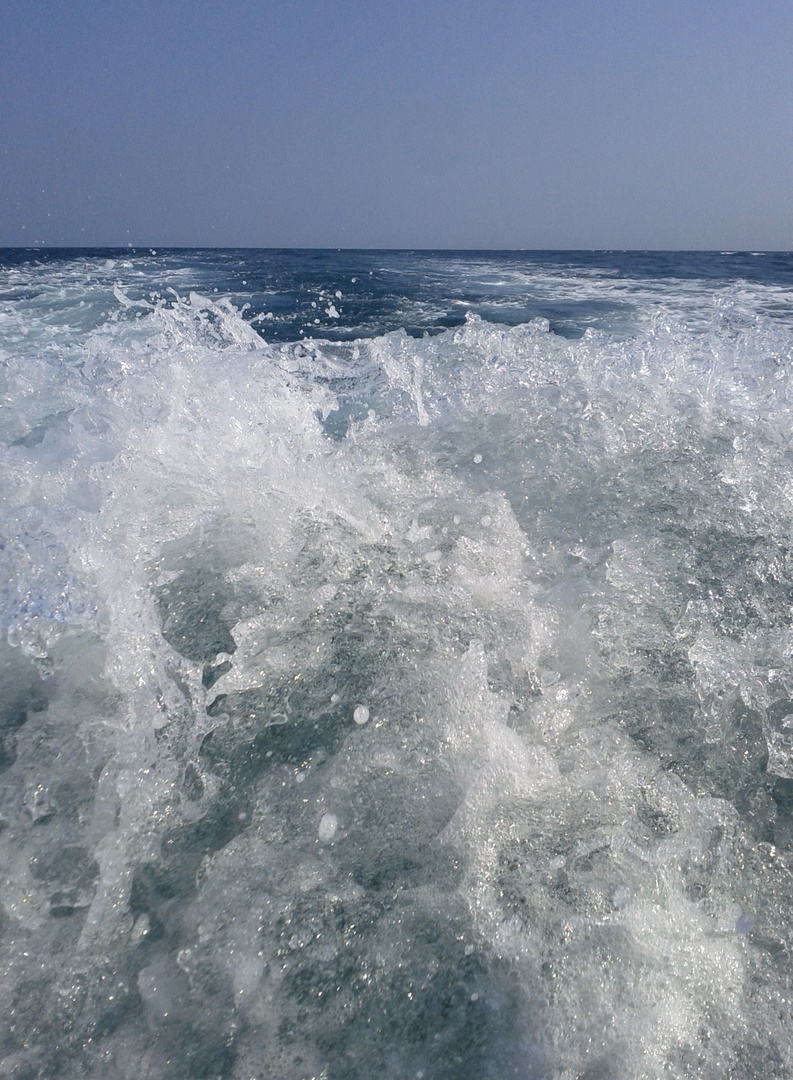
3, 259, 793, 1076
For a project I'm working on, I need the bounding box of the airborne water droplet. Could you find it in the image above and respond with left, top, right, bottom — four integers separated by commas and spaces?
318, 813, 338, 841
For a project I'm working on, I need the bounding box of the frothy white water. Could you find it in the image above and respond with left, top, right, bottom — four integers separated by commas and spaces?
1, 276, 793, 1078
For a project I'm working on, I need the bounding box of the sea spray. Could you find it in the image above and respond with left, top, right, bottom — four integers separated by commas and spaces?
1, 249, 793, 1078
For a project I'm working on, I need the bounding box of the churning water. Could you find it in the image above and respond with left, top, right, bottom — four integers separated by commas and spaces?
2, 248, 793, 1079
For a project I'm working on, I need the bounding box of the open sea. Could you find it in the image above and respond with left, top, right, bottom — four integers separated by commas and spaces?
2, 247, 793, 1079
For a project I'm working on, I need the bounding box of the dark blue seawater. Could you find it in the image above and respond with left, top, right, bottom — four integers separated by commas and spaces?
3, 247, 793, 341
2, 249, 793, 1079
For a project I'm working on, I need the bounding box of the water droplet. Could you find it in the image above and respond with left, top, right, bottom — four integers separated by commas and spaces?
318, 813, 338, 841
735, 912, 756, 934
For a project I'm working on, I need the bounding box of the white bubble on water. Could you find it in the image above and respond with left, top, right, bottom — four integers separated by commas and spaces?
473, 453, 483, 464
612, 884, 632, 909
353, 704, 370, 725
735, 911, 757, 934
318, 812, 338, 841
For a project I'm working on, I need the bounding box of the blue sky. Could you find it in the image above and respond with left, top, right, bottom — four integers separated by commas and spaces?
1, 0, 791, 248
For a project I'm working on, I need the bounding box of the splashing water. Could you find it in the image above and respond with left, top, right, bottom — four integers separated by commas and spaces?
2, 249, 793, 1079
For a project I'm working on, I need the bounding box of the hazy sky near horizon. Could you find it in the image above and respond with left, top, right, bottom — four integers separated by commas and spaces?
2, 0, 792, 249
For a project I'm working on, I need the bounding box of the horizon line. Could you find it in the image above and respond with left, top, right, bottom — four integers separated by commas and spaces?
1, 245, 791, 255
